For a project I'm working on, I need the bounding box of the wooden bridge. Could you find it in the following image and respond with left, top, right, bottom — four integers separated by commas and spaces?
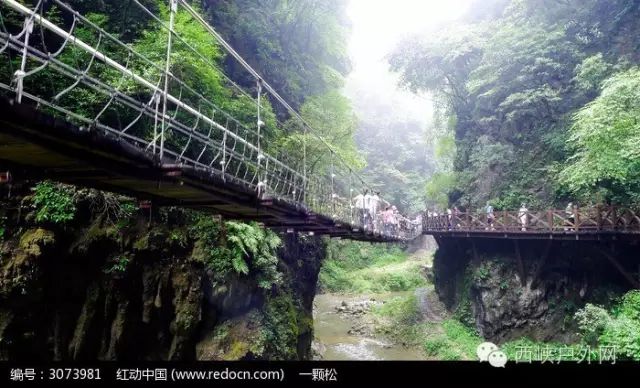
2, 0, 640, 247
422, 207, 640, 240
0, 0, 420, 242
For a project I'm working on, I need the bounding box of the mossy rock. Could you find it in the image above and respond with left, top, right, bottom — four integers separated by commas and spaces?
195, 309, 266, 360
19, 228, 55, 257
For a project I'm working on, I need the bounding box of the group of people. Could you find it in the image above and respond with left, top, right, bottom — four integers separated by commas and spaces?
484, 202, 530, 231
487, 202, 577, 231
352, 190, 418, 237
428, 201, 578, 232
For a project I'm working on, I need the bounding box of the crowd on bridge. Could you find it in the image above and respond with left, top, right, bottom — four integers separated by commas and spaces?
426, 201, 581, 232
352, 190, 421, 238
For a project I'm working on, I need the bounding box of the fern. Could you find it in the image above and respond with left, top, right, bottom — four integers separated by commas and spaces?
231, 249, 250, 274
191, 216, 283, 287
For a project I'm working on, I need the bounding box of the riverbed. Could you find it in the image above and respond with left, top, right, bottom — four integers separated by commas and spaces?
313, 292, 425, 360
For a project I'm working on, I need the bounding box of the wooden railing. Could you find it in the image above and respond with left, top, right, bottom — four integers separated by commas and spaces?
423, 207, 640, 234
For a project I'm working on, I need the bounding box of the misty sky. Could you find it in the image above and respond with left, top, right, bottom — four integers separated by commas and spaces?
345, 0, 472, 125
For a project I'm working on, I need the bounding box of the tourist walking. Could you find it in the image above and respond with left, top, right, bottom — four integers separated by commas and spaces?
518, 203, 528, 231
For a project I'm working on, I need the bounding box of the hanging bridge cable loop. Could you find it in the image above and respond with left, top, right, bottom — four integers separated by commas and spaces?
208, 114, 226, 167
53, 30, 103, 101
130, 78, 162, 139
21, 2, 59, 81
160, 0, 177, 162
30, 8, 80, 99
92, 50, 133, 128
0, 7, 13, 55
197, 109, 215, 164
11, 0, 44, 103
179, 103, 201, 160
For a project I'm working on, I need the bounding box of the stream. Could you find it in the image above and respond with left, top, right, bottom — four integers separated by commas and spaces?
313, 292, 425, 360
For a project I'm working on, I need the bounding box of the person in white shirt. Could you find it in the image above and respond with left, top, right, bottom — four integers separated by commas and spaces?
363, 191, 373, 229
353, 190, 367, 227
518, 203, 528, 231
369, 192, 381, 231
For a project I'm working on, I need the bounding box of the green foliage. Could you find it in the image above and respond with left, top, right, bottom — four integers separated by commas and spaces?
454, 266, 477, 328
0, 212, 6, 240
423, 319, 482, 360
473, 262, 491, 282
574, 290, 640, 360
573, 53, 612, 92
190, 217, 283, 289
204, 0, 351, 110
425, 172, 456, 209
318, 241, 427, 293
559, 68, 640, 203
262, 294, 300, 359
390, 0, 640, 208
372, 294, 424, 346
32, 182, 76, 225
575, 304, 610, 345
104, 256, 130, 274
279, 91, 364, 176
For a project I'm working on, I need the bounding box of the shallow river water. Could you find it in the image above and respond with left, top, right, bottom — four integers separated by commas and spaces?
313, 293, 425, 360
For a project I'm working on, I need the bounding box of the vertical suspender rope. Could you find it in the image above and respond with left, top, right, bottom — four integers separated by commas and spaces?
153, 92, 160, 154
330, 150, 335, 218
221, 129, 227, 181
160, 0, 177, 161
256, 78, 264, 197
303, 124, 307, 206
15, 16, 34, 103
349, 169, 353, 226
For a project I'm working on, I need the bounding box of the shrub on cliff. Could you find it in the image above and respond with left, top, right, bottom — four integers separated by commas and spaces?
32, 181, 76, 225
575, 290, 640, 360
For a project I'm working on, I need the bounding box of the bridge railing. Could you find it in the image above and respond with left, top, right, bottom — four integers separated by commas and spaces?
0, 0, 410, 238
423, 207, 640, 233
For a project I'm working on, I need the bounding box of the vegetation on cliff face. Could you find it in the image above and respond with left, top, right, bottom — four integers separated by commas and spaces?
0, 182, 325, 360
559, 68, 640, 203
575, 290, 640, 360
318, 241, 428, 293
390, 0, 640, 208
32, 182, 77, 225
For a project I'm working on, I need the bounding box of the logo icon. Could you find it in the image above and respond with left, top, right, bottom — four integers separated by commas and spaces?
477, 342, 508, 368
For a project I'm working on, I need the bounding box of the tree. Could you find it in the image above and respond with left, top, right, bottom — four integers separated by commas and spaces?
560, 68, 640, 203
203, 0, 351, 113
389, 0, 640, 208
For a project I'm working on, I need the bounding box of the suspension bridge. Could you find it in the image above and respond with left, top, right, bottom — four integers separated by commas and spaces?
0, 0, 421, 242
2, 0, 640, 247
